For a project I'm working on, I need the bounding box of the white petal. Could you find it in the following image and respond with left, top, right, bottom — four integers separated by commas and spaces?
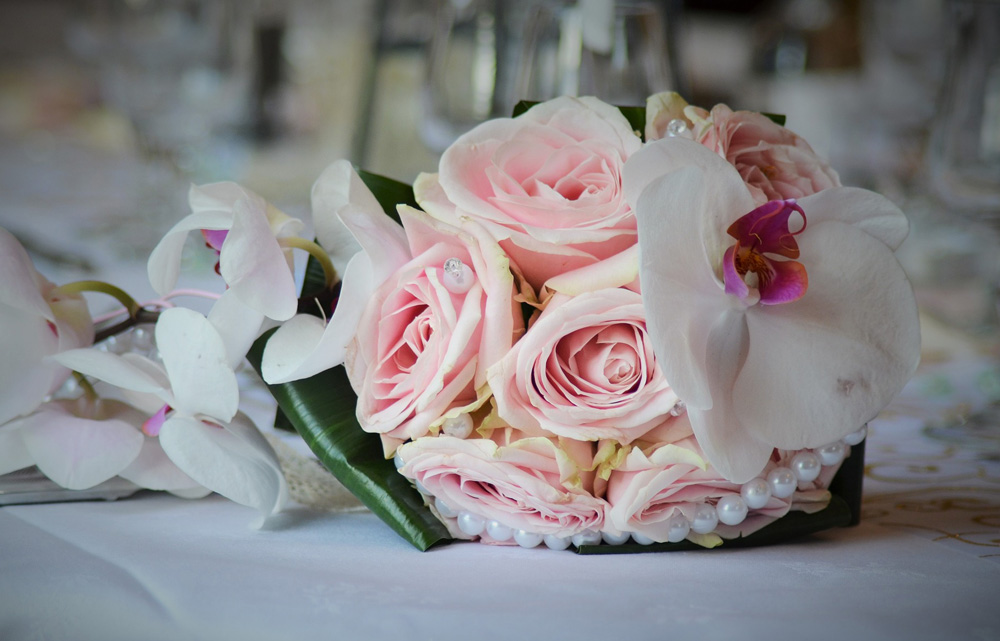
683, 310, 775, 483
207, 289, 266, 369
159, 413, 288, 523
119, 436, 206, 492
336, 190, 410, 288
0, 227, 53, 319
0, 304, 59, 424
188, 181, 254, 212
219, 196, 299, 321
632, 166, 743, 409
797, 187, 909, 250
311, 160, 368, 274
53, 348, 167, 394
261, 250, 372, 383
735, 221, 921, 450
0, 421, 33, 474
147, 209, 234, 295
20, 401, 144, 490
155, 308, 239, 421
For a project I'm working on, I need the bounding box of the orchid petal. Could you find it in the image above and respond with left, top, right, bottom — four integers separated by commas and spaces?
0, 422, 33, 475
219, 196, 298, 321
20, 401, 144, 490
0, 305, 59, 425
207, 289, 266, 369
147, 209, 234, 295
155, 308, 239, 421
261, 248, 373, 383
119, 436, 207, 493
52, 348, 167, 395
797, 187, 910, 250
311, 160, 369, 274
735, 222, 920, 449
337, 196, 410, 289
159, 413, 287, 523
631, 166, 742, 409
0, 227, 53, 319
681, 308, 774, 483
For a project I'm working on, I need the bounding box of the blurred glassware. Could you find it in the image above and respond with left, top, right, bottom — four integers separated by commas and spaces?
927, 0, 1000, 216
923, 0, 1000, 456
420, 0, 680, 151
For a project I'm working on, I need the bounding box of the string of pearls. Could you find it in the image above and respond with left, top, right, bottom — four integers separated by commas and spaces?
400, 425, 866, 549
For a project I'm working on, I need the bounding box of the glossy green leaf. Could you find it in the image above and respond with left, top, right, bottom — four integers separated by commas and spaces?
248, 331, 452, 551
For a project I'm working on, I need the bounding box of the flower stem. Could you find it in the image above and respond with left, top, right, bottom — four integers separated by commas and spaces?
73, 371, 99, 404
278, 237, 337, 290
53, 280, 141, 318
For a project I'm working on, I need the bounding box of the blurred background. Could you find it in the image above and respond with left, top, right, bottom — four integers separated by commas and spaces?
0, 0, 997, 356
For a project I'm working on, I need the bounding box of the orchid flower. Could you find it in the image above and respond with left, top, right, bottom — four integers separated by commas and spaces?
623, 138, 920, 483
0, 227, 93, 426
147, 182, 328, 366
54, 307, 288, 522
261, 161, 410, 384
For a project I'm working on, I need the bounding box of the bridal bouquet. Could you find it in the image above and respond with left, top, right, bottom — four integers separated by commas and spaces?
0, 93, 920, 551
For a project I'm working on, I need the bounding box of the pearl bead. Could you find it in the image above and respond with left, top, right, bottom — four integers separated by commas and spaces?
741, 477, 772, 509
486, 520, 513, 541
414, 480, 432, 495
514, 529, 543, 548
666, 118, 693, 139
791, 451, 821, 483
457, 511, 486, 536
571, 530, 602, 548
716, 495, 749, 526
817, 440, 846, 466
442, 258, 475, 294
441, 413, 474, 439
691, 503, 719, 534
768, 467, 798, 498
843, 424, 868, 446
669, 401, 686, 417
132, 326, 154, 352
666, 515, 690, 543
393, 453, 405, 469
434, 497, 459, 518
544, 535, 571, 550
601, 531, 631, 546
631, 532, 656, 545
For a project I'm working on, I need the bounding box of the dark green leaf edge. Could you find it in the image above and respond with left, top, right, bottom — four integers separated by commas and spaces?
248, 331, 452, 552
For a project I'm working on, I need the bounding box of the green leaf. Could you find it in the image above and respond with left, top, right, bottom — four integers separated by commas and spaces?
762, 112, 787, 126
575, 494, 854, 555
356, 168, 418, 224
248, 331, 452, 551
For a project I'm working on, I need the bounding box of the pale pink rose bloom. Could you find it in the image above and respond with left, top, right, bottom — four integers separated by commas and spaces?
346, 208, 524, 453
605, 414, 844, 544
416, 96, 642, 290
397, 433, 605, 540
0, 227, 93, 427
489, 288, 678, 443
695, 104, 841, 205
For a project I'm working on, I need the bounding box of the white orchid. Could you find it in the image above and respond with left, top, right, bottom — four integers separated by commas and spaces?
623, 138, 920, 483
0, 226, 93, 426
147, 182, 311, 365
53, 307, 288, 522
261, 161, 409, 384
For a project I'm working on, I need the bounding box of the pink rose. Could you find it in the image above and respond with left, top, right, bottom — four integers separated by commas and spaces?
415, 96, 642, 290
346, 208, 524, 453
605, 415, 838, 543
693, 104, 840, 204
397, 433, 606, 539
0, 227, 93, 426
489, 288, 678, 443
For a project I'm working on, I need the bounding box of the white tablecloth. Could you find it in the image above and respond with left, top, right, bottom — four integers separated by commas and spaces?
2, 491, 998, 641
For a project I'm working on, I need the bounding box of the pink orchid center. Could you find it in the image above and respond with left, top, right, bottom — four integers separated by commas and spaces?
722, 199, 808, 305
142, 403, 172, 437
